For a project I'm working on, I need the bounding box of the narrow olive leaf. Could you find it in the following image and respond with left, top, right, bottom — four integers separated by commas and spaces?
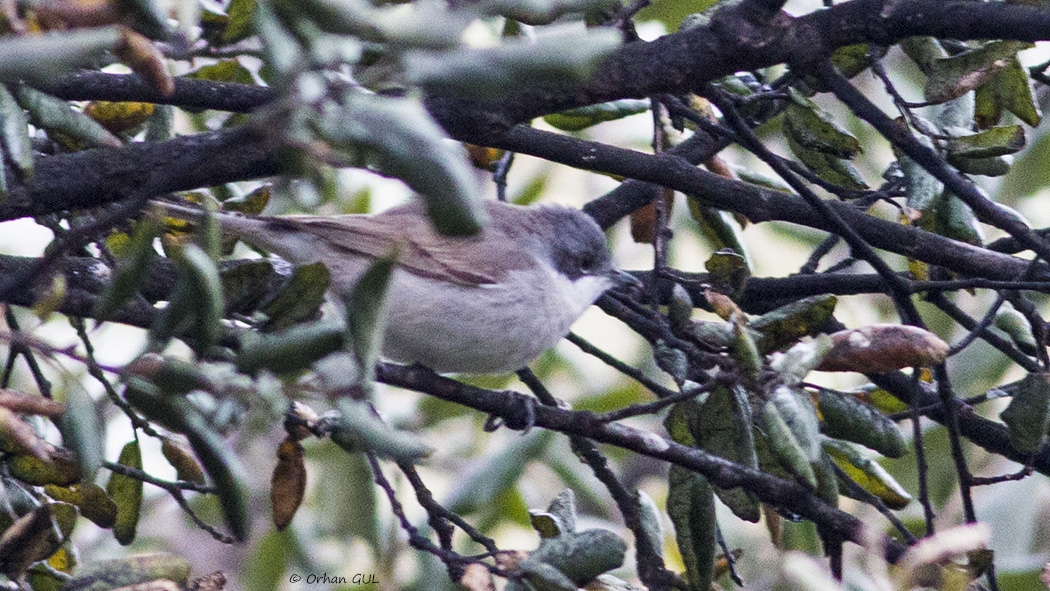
784, 89, 862, 158
61, 553, 192, 591
654, 341, 689, 386
769, 336, 833, 387
317, 90, 484, 236
259, 262, 330, 331
124, 387, 251, 541
994, 57, 1041, 127
636, 490, 665, 560
0, 504, 56, 577
812, 451, 839, 506
543, 99, 650, 132
731, 320, 763, 386
236, 321, 345, 375
273, 0, 465, 48
932, 192, 984, 246
519, 560, 576, 591
329, 398, 432, 462
404, 29, 620, 101
545, 489, 577, 534
84, 101, 155, 136
900, 135, 944, 213
0, 27, 124, 84
999, 372, 1050, 453
218, 0, 256, 44
14, 84, 122, 148
44, 483, 118, 529
687, 201, 752, 270
7, 448, 81, 486
344, 255, 396, 380
751, 295, 837, 353
704, 250, 749, 300
160, 439, 206, 485
759, 399, 817, 488
527, 528, 627, 587
106, 440, 144, 545
785, 134, 868, 190
667, 283, 695, 334
993, 307, 1038, 353
529, 511, 564, 538
924, 41, 1029, 103
946, 125, 1026, 159
0, 84, 31, 181
445, 431, 552, 514
175, 243, 225, 351
271, 437, 306, 531
823, 438, 912, 509
771, 386, 824, 467
667, 465, 717, 591
694, 386, 761, 522
817, 324, 949, 373
57, 383, 104, 483
94, 217, 160, 321
187, 59, 256, 84
31, 274, 66, 321
947, 154, 1013, 177
816, 388, 906, 458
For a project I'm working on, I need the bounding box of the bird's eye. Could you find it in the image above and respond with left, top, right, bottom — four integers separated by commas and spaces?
579, 253, 599, 273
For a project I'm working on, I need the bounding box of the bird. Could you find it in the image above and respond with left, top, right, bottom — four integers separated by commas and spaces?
154, 199, 639, 374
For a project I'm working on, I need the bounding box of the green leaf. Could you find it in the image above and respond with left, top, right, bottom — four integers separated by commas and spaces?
124, 386, 251, 541
221, 260, 278, 315
445, 430, 552, 514
932, 192, 984, 245
694, 386, 761, 522
187, 60, 256, 85
316, 90, 484, 236
900, 134, 945, 213
60, 553, 191, 591
106, 441, 144, 545
236, 321, 345, 375
784, 90, 862, 159
262, 262, 330, 331
974, 56, 1042, 128
785, 134, 868, 190
924, 41, 1030, 103
328, 398, 432, 462
758, 397, 816, 488
0, 28, 124, 84
272, 0, 465, 48
751, 295, 837, 353
543, 99, 650, 132
42, 483, 117, 529
404, 29, 620, 101
705, 250, 749, 300
343, 255, 396, 380
946, 125, 1026, 159
1000, 372, 1050, 452
94, 218, 160, 321
526, 528, 627, 587
816, 388, 906, 458
14, 84, 121, 149
175, 244, 225, 351
667, 465, 716, 591
823, 438, 912, 509
222, 0, 258, 45
687, 199, 752, 269
57, 383, 103, 483
0, 84, 31, 182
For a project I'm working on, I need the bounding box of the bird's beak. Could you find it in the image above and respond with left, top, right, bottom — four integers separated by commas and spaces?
606, 269, 643, 291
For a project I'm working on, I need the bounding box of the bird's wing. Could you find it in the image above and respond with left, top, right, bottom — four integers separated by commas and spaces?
270, 205, 536, 286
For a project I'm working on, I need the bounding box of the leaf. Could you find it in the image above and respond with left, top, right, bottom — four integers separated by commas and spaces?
900, 134, 944, 213
0, 84, 31, 182
0, 505, 60, 578
816, 388, 906, 458
106, 440, 144, 545
785, 134, 868, 190
824, 438, 912, 509
751, 295, 837, 353
946, 125, 1026, 159
175, 243, 225, 351
271, 438, 306, 530
0, 28, 124, 84
526, 528, 627, 587
343, 255, 396, 380
316, 89, 484, 236
758, 398, 816, 488
114, 29, 174, 96
219, 0, 257, 45
84, 101, 155, 136
404, 29, 620, 101
236, 321, 345, 375
700, 386, 762, 522
704, 250, 749, 300
0, 405, 55, 460
15, 84, 122, 149
974, 56, 1042, 128
124, 386, 251, 541
57, 383, 104, 483
769, 336, 832, 386
667, 465, 716, 591
924, 41, 1029, 103
445, 430, 552, 515
329, 398, 433, 462
543, 99, 650, 132
688, 201, 752, 270
94, 217, 160, 321
784, 90, 862, 159
187, 59, 256, 85
44, 482, 118, 529
7, 448, 81, 486
60, 553, 191, 591
161, 438, 206, 485
817, 324, 949, 373
999, 372, 1050, 452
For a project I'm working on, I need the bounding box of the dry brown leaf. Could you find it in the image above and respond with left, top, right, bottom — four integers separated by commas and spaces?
817, 324, 949, 373
116, 28, 174, 96
0, 389, 65, 416
270, 437, 306, 531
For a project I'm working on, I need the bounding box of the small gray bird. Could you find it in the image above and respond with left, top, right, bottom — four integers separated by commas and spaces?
156, 199, 637, 374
